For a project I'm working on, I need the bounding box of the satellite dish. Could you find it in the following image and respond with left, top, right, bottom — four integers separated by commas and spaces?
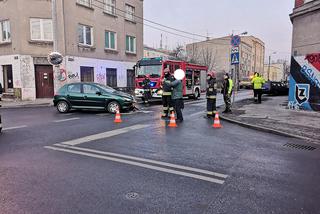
48, 52, 63, 66
174, 69, 185, 80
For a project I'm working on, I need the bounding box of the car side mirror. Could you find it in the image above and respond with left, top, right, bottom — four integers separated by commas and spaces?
96, 91, 102, 96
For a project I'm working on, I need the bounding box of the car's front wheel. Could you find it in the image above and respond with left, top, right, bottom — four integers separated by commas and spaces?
57, 100, 70, 113
107, 101, 120, 114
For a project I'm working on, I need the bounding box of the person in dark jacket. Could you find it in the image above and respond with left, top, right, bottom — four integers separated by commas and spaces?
222, 73, 233, 113
161, 68, 174, 118
169, 77, 184, 122
141, 75, 151, 104
206, 71, 217, 118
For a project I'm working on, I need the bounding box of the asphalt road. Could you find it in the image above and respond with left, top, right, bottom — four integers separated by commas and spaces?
0, 91, 319, 214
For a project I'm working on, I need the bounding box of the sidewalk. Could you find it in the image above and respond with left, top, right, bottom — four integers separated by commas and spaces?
1, 98, 53, 109
220, 95, 320, 143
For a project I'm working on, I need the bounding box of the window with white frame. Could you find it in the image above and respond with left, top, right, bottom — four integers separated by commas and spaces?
105, 31, 116, 50
0, 20, 11, 43
77, 0, 91, 7
126, 35, 136, 53
125, 4, 135, 21
104, 0, 116, 15
30, 18, 53, 41
78, 24, 93, 46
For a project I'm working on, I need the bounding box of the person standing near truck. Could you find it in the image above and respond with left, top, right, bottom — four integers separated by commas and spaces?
141, 75, 151, 104
206, 71, 217, 118
169, 77, 184, 122
222, 73, 233, 113
161, 68, 174, 118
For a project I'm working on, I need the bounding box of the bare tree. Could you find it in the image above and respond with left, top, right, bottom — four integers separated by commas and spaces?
199, 47, 216, 71
171, 44, 187, 60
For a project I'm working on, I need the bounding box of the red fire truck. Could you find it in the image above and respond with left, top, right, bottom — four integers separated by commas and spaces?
134, 57, 208, 100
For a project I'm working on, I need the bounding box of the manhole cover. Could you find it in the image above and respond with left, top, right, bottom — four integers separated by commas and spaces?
125, 192, 139, 200
283, 143, 316, 151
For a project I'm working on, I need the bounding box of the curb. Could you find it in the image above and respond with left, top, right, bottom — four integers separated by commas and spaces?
1, 103, 53, 109
219, 115, 320, 146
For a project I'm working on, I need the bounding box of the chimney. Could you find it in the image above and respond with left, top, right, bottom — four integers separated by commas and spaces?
295, 0, 305, 8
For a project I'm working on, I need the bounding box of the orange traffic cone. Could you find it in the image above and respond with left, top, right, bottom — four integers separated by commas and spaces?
168, 111, 177, 128
212, 112, 222, 128
114, 108, 122, 123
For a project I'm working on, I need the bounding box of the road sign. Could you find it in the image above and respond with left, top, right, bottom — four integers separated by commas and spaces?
231, 46, 239, 54
231, 35, 241, 47
231, 52, 240, 65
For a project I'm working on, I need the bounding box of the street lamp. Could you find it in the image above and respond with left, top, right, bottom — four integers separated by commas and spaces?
268, 52, 277, 81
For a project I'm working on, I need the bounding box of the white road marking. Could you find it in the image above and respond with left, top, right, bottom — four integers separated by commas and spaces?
188, 111, 206, 118
45, 146, 226, 184
59, 124, 150, 146
53, 117, 80, 123
2, 125, 27, 131
54, 143, 228, 179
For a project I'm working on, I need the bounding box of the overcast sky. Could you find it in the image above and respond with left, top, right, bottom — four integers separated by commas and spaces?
143, 0, 294, 61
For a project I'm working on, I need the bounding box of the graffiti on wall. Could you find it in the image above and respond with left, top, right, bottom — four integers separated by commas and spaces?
57, 69, 67, 82
20, 56, 34, 88
289, 53, 320, 111
68, 72, 79, 79
96, 73, 106, 84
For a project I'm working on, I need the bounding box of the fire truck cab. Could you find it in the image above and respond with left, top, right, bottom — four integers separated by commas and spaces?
134, 57, 207, 100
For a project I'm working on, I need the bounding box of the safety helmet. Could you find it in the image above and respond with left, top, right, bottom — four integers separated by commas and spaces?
207, 71, 215, 78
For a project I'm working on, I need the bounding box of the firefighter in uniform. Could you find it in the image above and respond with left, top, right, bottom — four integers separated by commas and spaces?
206, 71, 217, 118
161, 68, 174, 118
141, 75, 151, 104
222, 73, 233, 113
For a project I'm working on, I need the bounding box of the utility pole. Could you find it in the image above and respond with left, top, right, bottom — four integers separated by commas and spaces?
52, 0, 58, 53
51, 0, 60, 93
268, 55, 271, 81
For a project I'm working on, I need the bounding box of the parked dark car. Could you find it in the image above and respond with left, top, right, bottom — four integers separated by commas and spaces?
0, 82, 2, 133
262, 81, 289, 95
53, 82, 136, 113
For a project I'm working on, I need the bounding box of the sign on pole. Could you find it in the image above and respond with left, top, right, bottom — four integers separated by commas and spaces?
231, 35, 241, 47
231, 46, 240, 65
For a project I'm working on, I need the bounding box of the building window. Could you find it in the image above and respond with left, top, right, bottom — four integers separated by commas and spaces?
125, 4, 135, 21
104, 0, 116, 15
106, 68, 117, 88
78, 24, 93, 46
30, 18, 53, 41
0, 20, 11, 43
80, 66, 94, 82
77, 0, 91, 7
105, 31, 116, 50
126, 35, 136, 53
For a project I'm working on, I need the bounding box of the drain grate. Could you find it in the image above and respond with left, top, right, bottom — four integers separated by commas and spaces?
125, 192, 139, 200
283, 143, 316, 151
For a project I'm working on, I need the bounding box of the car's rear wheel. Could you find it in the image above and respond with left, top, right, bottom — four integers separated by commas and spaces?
57, 100, 70, 113
107, 101, 120, 113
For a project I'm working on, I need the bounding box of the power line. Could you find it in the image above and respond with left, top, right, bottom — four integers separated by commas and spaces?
92, 0, 208, 39
92, 2, 232, 46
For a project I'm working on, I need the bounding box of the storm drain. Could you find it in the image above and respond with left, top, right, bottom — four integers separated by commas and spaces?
125, 192, 139, 200
283, 143, 316, 151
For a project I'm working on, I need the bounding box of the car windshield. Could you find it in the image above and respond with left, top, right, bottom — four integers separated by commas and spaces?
136, 65, 161, 78
96, 84, 116, 93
